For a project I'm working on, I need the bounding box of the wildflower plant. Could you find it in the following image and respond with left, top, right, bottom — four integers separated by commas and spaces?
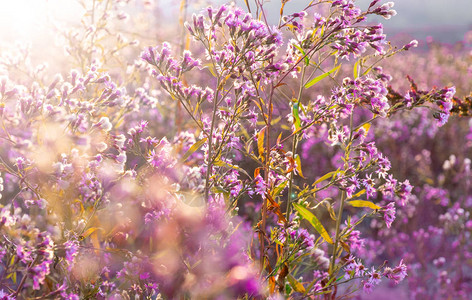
0, 0, 469, 299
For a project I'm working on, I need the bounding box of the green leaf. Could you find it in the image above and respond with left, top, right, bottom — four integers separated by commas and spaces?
314, 289, 333, 296
281, 124, 291, 131
205, 63, 216, 76
350, 189, 366, 199
288, 274, 306, 293
348, 200, 381, 210
293, 203, 333, 244
292, 100, 301, 130
214, 159, 251, 178
305, 65, 340, 88
358, 123, 371, 135
362, 66, 373, 77
353, 59, 360, 79
294, 154, 305, 178
293, 44, 309, 66
181, 137, 207, 162
273, 180, 289, 197
212, 186, 229, 194
313, 169, 344, 186
326, 273, 338, 286
271, 116, 282, 125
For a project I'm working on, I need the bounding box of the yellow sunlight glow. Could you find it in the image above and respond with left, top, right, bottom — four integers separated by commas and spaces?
0, 0, 82, 41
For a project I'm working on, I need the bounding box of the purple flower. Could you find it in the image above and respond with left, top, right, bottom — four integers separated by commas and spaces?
60, 291, 80, 300
344, 254, 356, 274
363, 281, 373, 293
291, 228, 315, 250
383, 202, 396, 228
403, 39, 418, 50
140, 272, 150, 280
64, 240, 79, 265
383, 259, 408, 284
0, 206, 16, 227
355, 261, 366, 277
0, 290, 14, 300
367, 267, 382, 285
437, 112, 449, 127
347, 230, 365, 251
30, 261, 52, 290
253, 174, 266, 197
363, 174, 376, 199
93, 116, 113, 132
147, 138, 176, 170
372, 1, 397, 19
396, 180, 413, 206
227, 266, 261, 297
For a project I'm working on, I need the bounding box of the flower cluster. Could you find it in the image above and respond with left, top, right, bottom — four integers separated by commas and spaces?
0, 0, 469, 299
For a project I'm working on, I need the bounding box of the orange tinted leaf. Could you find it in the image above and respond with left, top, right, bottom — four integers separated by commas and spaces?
257, 128, 265, 158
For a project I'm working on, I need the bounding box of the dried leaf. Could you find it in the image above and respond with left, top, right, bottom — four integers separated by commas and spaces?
80, 227, 102, 240
267, 194, 287, 224
340, 241, 351, 254
288, 274, 306, 293
323, 201, 337, 221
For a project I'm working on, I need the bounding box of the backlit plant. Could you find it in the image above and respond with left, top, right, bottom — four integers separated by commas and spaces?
0, 0, 469, 299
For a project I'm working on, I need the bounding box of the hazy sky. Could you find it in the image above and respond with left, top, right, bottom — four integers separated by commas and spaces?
230, 0, 472, 43
0, 0, 470, 44
358, 0, 472, 42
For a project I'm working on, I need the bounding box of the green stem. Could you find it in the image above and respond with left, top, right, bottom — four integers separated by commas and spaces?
12, 255, 40, 297
329, 191, 346, 277
330, 111, 355, 280
286, 64, 306, 217
260, 85, 275, 273
203, 78, 220, 202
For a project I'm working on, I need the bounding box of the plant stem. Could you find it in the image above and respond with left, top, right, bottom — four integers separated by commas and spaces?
329, 190, 346, 277
90, 0, 96, 64
203, 79, 220, 202
11, 255, 40, 298
260, 85, 275, 272
330, 112, 354, 280
286, 64, 306, 217
175, 0, 188, 135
